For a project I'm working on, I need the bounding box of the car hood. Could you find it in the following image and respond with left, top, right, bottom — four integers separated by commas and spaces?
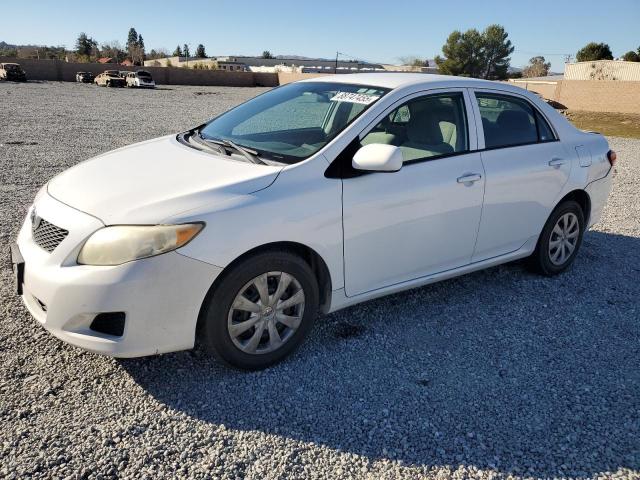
47, 135, 283, 224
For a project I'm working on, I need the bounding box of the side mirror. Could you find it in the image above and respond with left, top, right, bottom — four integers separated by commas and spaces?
352, 144, 403, 172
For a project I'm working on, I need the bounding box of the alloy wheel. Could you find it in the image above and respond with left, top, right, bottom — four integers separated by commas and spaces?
548, 212, 580, 266
227, 271, 305, 355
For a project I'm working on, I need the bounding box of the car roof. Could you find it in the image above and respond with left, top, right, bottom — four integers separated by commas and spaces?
298, 72, 520, 93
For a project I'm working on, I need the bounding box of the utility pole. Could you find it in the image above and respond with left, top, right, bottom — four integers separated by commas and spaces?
334, 51, 338, 74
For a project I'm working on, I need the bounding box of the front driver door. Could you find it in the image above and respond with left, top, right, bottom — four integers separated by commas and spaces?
341, 90, 485, 297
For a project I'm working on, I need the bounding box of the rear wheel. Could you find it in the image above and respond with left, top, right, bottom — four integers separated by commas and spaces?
528, 200, 585, 276
200, 251, 319, 370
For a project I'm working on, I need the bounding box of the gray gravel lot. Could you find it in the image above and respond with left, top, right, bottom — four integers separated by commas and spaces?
1, 81, 639, 480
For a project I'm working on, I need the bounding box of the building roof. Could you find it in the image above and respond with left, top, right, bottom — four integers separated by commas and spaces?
97, 57, 113, 64
297, 72, 507, 90
120, 59, 134, 66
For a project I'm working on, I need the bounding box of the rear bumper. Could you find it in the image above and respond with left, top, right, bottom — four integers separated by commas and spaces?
16, 192, 222, 357
585, 169, 613, 227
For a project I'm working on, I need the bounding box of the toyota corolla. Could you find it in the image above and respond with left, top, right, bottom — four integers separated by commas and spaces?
11, 74, 615, 369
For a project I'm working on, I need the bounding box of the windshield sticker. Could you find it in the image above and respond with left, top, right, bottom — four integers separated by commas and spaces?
330, 91, 380, 105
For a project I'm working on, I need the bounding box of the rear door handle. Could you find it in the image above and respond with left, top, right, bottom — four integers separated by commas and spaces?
457, 173, 482, 184
548, 158, 566, 168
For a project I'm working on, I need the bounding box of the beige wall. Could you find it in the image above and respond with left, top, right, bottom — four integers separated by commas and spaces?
277, 72, 330, 85
511, 79, 640, 114
0, 57, 279, 87
511, 81, 558, 101
554, 80, 640, 114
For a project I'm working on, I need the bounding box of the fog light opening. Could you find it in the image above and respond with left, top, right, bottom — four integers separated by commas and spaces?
90, 312, 126, 337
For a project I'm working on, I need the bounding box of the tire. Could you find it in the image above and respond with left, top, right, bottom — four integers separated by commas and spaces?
528, 200, 585, 276
200, 250, 319, 370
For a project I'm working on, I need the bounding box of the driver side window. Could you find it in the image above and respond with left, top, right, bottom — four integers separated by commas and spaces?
361, 93, 469, 162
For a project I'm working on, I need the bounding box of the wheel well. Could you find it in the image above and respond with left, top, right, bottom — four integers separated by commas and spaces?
195, 242, 333, 339
558, 189, 591, 224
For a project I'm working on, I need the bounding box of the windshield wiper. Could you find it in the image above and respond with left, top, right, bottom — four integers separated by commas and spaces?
197, 133, 265, 165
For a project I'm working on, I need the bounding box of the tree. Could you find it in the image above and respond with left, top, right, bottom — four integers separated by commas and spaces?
135, 34, 145, 64
398, 56, 427, 67
576, 42, 613, 62
125, 28, 145, 65
126, 28, 138, 52
262, 50, 274, 59
75, 32, 98, 58
522, 56, 551, 77
435, 25, 514, 79
435, 29, 486, 78
622, 50, 640, 62
481, 25, 514, 79
173, 45, 183, 57
183, 44, 190, 58
196, 44, 206, 58
100, 41, 126, 63
147, 48, 168, 60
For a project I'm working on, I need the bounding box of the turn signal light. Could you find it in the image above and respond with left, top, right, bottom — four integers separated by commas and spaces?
607, 150, 617, 166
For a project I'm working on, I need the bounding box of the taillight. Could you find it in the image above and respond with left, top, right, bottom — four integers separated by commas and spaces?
607, 150, 617, 166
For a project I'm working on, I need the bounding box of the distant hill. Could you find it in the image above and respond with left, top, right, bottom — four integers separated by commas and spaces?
0, 40, 67, 60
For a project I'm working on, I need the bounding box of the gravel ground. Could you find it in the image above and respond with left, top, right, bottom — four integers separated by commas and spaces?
1, 81, 639, 480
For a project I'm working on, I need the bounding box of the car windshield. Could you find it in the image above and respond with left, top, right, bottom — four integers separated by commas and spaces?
5, 64, 20, 71
199, 82, 389, 163
138, 71, 152, 78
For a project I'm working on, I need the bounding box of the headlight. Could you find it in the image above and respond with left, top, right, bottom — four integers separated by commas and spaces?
78, 224, 203, 266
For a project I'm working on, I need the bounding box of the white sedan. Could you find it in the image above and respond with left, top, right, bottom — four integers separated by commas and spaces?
125, 70, 156, 88
11, 74, 615, 369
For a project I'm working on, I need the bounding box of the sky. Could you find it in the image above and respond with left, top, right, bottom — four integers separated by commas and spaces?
3, 0, 639, 72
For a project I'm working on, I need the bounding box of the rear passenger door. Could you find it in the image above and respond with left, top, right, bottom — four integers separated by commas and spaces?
470, 89, 571, 262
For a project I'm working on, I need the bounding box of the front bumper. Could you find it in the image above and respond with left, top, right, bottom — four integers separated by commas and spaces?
15, 192, 222, 357
6, 74, 27, 82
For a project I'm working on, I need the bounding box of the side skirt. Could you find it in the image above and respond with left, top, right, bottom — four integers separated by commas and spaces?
327, 235, 538, 314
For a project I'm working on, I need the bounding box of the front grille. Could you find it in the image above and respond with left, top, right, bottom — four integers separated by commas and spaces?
32, 218, 69, 253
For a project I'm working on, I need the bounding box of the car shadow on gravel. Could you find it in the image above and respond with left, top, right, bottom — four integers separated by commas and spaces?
122, 231, 640, 478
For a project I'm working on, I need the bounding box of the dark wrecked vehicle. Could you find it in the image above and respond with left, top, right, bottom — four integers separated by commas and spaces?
0, 63, 27, 82
76, 71, 95, 83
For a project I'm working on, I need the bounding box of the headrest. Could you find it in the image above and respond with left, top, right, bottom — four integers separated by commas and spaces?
406, 109, 444, 145
497, 110, 532, 131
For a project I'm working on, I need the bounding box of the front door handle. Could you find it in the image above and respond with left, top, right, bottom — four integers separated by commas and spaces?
457, 173, 482, 184
548, 158, 566, 168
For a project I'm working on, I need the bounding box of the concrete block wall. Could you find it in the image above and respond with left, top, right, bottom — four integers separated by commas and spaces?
0, 57, 279, 87
554, 80, 640, 114
511, 79, 640, 114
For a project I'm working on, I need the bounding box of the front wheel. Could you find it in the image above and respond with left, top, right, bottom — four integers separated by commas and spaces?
200, 251, 319, 370
528, 200, 585, 276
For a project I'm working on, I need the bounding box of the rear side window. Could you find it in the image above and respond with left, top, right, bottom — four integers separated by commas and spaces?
475, 93, 555, 149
